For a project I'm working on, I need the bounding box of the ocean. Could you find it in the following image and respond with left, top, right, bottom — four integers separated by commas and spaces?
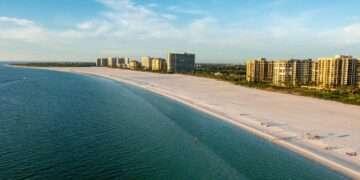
0, 64, 348, 179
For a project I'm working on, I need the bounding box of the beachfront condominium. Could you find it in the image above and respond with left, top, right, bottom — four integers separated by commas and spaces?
98, 58, 108, 67
96, 56, 129, 68
123, 57, 130, 68
272, 60, 295, 87
96, 57, 113, 67
96, 58, 101, 67
108, 57, 118, 68
152, 58, 167, 72
357, 60, 360, 87
246, 58, 273, 83
247, 55, 360, 89
129, 59, 141, 70
141, 56, 153, 71
311, 61, 320, 86
295, 59, 313, 85
167, 53, 195, 73
272, 59, 312, 87
317, 55, 357, 88
116, 57, 127, 68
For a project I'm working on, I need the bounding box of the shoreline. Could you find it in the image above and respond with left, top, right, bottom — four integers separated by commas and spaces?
12, 65, 360, 179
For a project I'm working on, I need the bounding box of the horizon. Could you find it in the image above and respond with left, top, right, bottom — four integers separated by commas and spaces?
3, 53, 360, 64
1, 0, 360, 62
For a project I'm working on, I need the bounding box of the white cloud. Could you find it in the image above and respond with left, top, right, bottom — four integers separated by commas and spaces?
0, 16, 46, 42
343, 24, 360, 39
167, 5, 206, 15
161, 13, 177, 20
0, 0, 237, 61
60, 0, 214, 43
77, 21, 95, 30
0, 16, 34, 26
316, 23, 360, 46
2, 0, 360, 62
69, 0, 176, 39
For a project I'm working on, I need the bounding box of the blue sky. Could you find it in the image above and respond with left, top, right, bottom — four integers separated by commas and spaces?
1, 0, 360, 62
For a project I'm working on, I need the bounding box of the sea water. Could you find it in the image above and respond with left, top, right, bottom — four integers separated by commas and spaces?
0, 64, 348, 179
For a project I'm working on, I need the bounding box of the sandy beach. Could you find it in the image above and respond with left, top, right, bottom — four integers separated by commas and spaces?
22, 66, 360, 178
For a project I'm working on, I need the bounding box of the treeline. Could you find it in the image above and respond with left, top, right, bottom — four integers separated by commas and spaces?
193, 63, 360, 106
194, 63, 246, 82
237, 82, 360, 105
12, 62, 96, 67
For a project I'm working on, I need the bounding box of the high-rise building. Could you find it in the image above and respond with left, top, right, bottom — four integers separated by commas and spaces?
152, 58, 167, 72
357, 59, 360, 88
266, 61, 274, 82
96, 58, 101, 67
141, 56, 153, 71
116, 57, 123, 67
272, 59, 312, 87
123, 57, 130, 69
272, 60, 295, 87
100, 58, 108, 67
311, 61, 320, 86
294, 59, 313, 85
116, 57, 129, 69
167, 53, 195, 73
129, 59, 141, 70
246, 58, 273, 83
318, 55, 357, 88
108, 57, 117, 68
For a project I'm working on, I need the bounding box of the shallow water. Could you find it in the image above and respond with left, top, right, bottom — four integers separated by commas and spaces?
0, 64, 348, 179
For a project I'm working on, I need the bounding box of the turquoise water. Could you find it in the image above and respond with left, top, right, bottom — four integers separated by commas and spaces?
0, 64, 348, 179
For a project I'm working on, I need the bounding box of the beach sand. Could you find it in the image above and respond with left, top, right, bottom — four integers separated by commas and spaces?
24, 66, 360, 178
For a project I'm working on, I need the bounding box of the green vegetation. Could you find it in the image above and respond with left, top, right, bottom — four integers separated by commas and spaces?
12, 62, 96, 67
238, 82, 360, 105
139, 69, 168, 74
194, 63, 360, 106
194, 63, 246, 82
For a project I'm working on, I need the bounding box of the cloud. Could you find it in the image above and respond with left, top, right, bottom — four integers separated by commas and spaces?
77, 21, 95, 30
0, 16, 34, 26
0, 16, 46, 42
167, 5, 206, 15
61, 0, 214, 42
2, 0, 360, 62
65, 0, 176, 39
343, 24, 360, 40
0, 0, 243, 61
161, 13, 177, 20
316, 23, 360, 46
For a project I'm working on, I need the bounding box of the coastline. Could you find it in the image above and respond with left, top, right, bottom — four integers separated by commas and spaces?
12, 66, 360, 179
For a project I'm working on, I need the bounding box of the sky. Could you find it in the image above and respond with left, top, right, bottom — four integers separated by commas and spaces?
1, 0, 360, 63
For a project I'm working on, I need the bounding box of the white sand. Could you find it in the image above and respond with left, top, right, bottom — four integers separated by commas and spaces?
26, 67, 360, 178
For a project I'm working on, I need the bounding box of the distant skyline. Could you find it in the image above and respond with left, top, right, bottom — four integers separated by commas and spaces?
1, 0, 360, 63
